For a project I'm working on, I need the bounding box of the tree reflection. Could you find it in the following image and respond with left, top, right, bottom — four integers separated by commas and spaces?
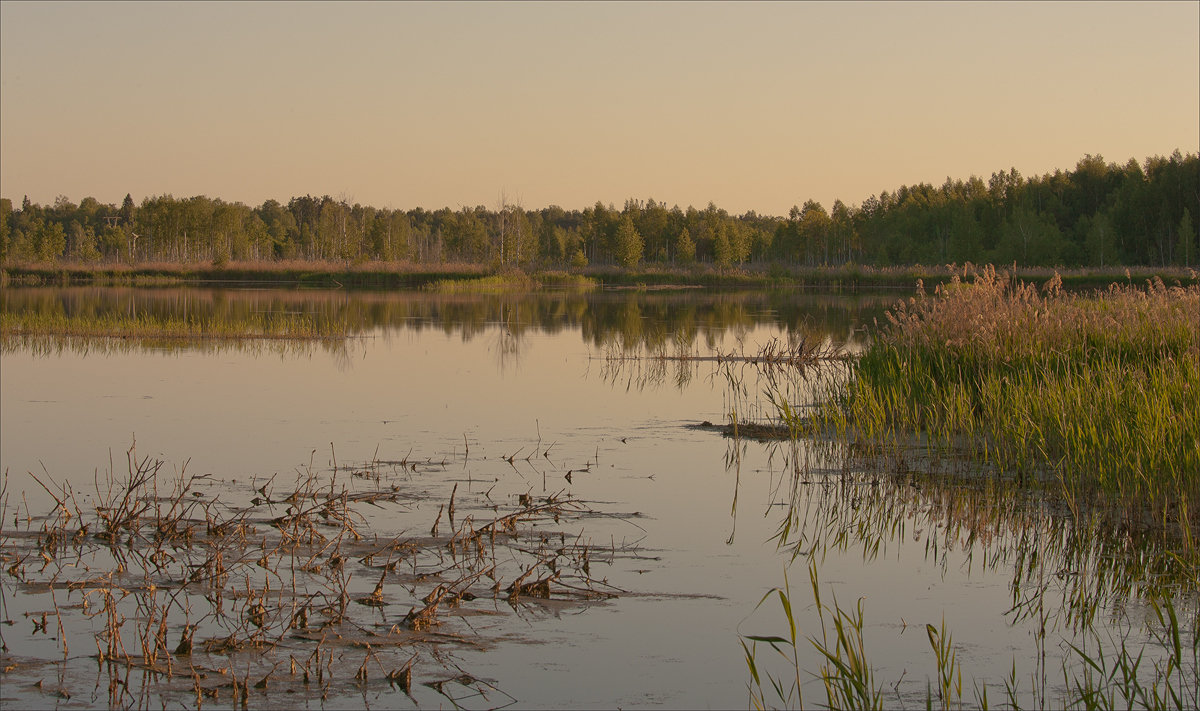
2, 286, 892, 368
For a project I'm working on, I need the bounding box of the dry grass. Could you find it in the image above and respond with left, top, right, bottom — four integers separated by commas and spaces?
0, 441, 639, 708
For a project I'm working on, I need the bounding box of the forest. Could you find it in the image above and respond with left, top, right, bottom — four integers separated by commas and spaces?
1, 151, 1196, 269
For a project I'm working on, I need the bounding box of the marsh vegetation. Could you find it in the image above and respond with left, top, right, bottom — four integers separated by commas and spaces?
734, 267, 1198, 709
1, 272, 1196, 708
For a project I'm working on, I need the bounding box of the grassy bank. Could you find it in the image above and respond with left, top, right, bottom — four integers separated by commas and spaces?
3, 260, 1196, 291
812, 266, 1199, 542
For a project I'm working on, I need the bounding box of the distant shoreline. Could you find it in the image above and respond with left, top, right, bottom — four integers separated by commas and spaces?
2, 261, 1196, 291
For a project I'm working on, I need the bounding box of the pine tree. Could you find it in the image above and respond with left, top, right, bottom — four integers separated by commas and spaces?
120, 193, 136, 226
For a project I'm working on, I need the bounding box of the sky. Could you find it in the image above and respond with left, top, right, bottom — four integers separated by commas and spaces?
1, 1, 1197, 216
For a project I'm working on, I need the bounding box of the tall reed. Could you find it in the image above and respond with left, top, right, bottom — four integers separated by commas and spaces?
820, 266, 1198, 546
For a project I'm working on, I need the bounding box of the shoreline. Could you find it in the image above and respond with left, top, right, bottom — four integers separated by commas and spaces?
3, 261, 1196, 291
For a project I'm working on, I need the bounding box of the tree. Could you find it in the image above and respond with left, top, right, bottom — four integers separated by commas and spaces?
777, 205, 804, 263
1085, 211, 1117, 268
675, 226, 695, 264
728, 221, 752, 264
37, 220, 67, 262
0, 197, 11, 262
583, 201, 616, 264
614, 215, 643, 268
946, 201, 984, 263
638, 198, 671, 261
120, 193, 136, 226
830, 199, 858, 264
996, 203, 1065, 265
100, 224, 129, 261
510, 207, 536, 267
257, 199, 296, 258
712, 222, 734, 268
1176, 209, 1195, 267
74, 223, 101, 262
547, 225, 568, 262
797, 200, 831, 266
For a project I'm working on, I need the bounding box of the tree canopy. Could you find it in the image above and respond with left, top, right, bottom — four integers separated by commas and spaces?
2, 151, 1196, 268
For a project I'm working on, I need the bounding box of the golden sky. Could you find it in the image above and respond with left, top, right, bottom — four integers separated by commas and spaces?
2, 1, 1197, 215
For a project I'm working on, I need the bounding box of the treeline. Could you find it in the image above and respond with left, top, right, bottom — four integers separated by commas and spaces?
1, 151, 1196, 269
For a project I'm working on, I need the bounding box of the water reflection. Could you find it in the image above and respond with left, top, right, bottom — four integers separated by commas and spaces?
760, 436, 1199, 624
3, 284, 1195, 708
1, 286, 890, 365
732, 401, 1199, 707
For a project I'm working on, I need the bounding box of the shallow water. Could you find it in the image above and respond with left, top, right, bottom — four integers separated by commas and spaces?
0, 286, 1194, 709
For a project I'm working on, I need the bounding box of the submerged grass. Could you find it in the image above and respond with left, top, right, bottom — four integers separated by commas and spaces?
814, 266, 1199, 545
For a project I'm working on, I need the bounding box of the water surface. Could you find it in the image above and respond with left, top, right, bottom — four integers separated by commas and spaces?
0, 286, 1192, 709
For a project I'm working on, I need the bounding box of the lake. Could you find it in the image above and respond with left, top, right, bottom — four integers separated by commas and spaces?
0, 285, 1193, 709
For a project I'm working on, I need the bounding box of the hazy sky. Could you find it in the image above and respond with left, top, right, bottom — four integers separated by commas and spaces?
2, 1, 1197, 216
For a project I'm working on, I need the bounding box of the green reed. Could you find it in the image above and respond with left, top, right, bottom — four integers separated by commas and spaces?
738, 450, 1199, 709
744, 561, 883, 711
817, 266, 1199, 545
741, 266, 1199, 709
744, 553, 1197, 710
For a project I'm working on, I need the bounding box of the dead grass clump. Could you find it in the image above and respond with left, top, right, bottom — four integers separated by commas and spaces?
0, 443, 642, 708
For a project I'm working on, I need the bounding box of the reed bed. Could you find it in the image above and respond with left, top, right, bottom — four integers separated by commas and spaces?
729, 268, 1199, 709
425, 271, 597, 294
814, 266, 1199, 544
0, 308, 350, 341
1, 332, 357, 360
425, 272, 539, 294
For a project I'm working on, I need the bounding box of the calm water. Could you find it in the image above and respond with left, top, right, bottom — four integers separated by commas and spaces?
0, 286, 1192, 709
